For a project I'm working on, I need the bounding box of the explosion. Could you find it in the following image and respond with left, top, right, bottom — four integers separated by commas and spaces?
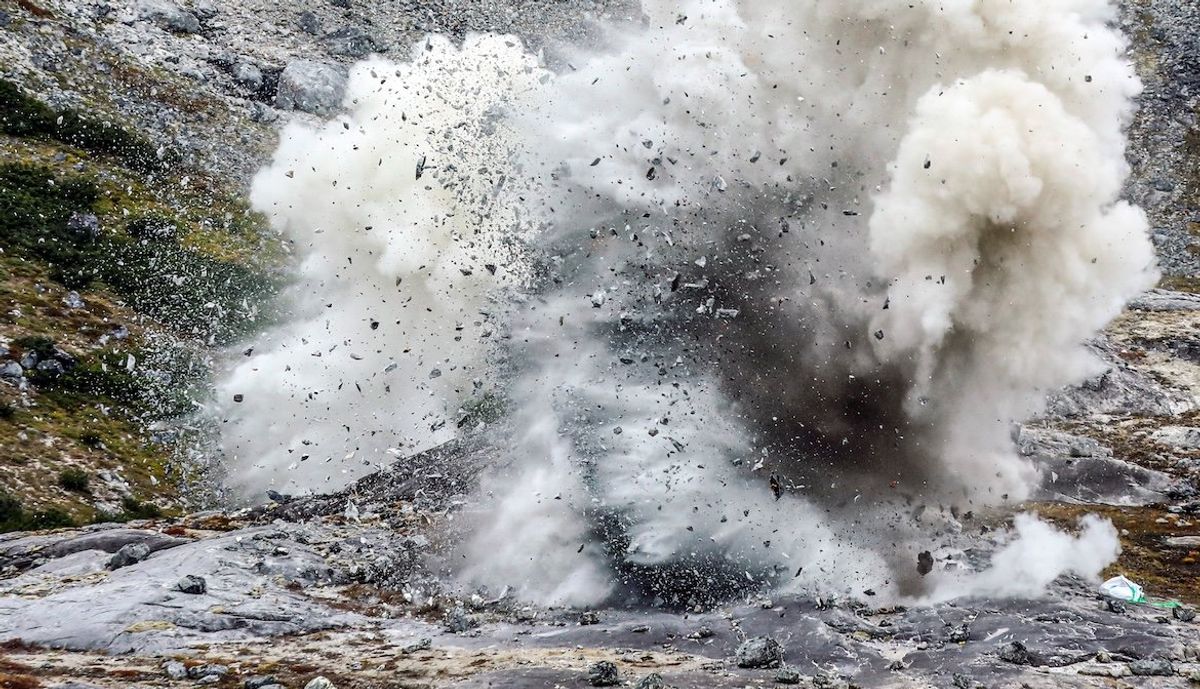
221, 0, 1157, 605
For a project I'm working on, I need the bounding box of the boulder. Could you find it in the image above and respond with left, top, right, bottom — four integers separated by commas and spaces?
735, 636, 784, 669
233, 63, 264, 91
587, 661, 619, 687
177, 574, 207, 594
323, 26, 380, 58
275, 61, 346, 116
107, 543, 151, 570
136, 0, 201, 33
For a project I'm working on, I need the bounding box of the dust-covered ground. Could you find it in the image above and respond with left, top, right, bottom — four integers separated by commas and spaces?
1, 0, 1200, 688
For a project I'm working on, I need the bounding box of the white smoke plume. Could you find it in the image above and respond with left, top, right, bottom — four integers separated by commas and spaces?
220, 0, 1156, 605
216, 36, 544, 493
926, 513, 1121, 603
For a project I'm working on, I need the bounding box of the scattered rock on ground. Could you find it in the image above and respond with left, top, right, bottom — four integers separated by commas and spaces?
177, 574, 207, 594
633, 673, 667, 689
588, 661, 620, 687
322, 26, 380, 58
735, 636, 784, 669
106, 543, 151, 570
442, 606, 478, 634
188, 664, 229, 679
233, 62, 264, 91
163, 660, 187, 680
998, 641, 1036, 666
136, 0, 201, 33
275, 61, 347, 116
775, 666, 803, 685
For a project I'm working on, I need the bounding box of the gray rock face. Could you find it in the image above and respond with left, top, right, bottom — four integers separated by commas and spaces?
735, 635, 784, 669
1047, 340, 1192, 418
191, 0, 218, 20
9, 528, 189, 565
1152, 426, 1200, 450
1128, 289, 1200, 312
275, 61, 347, 116
135, 0, 201, 33
0, 525, 369, 653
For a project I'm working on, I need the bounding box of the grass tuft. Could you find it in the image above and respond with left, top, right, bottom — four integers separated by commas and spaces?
57, 468, 90, 493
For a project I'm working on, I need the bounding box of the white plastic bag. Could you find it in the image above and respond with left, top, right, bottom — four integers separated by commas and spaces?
1099, 575, 1144, 603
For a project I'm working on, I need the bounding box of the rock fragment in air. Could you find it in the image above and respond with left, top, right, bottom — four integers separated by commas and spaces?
917, 550, 933, 575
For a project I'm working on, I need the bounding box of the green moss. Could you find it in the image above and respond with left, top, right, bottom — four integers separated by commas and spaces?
119, 496, 163, 520
57, 468, 90, 493
0, 162, 103, 289
1, 162, 279, 343
0, 79, 170, 173
12, 335, 57, 359
32, 347, 201, 419
125, 213, 177, 241
0, 489, 79, 533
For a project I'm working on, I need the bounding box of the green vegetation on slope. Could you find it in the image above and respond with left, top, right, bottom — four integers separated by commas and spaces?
0, 79, 171, 173
0, 77, 284, 532
0, 162, 278, 343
